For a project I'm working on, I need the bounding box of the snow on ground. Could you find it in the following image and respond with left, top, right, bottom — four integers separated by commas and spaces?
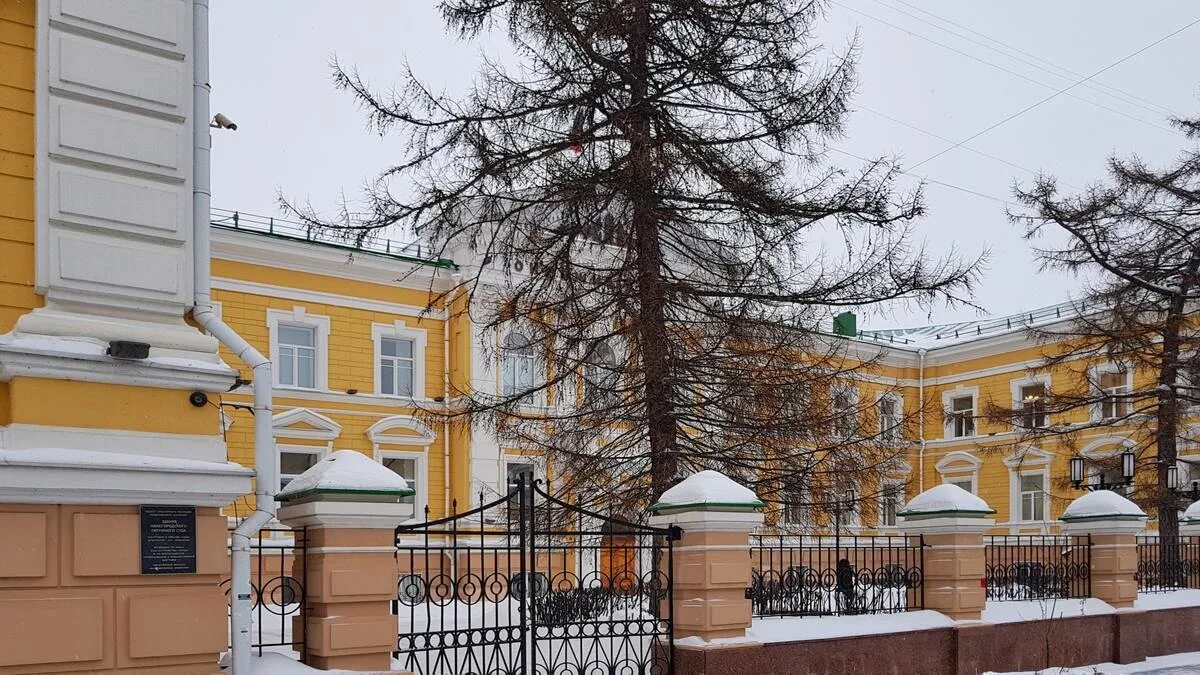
983, 650, 1200, 674
220, 651, 397, 674
652, 470, 763, 508
981, 598, 1115, 623
1060, 490, 1145, 520
900, 483, 993, 515
1133, 588, 1200, 610
675, 610, 956, 646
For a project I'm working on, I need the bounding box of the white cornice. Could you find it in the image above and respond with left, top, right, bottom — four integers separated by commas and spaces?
0, 338, 237, 391
211, 227, 455, 292
212, 277, 446, 321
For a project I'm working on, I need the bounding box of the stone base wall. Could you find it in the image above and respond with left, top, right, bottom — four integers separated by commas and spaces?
0, 504, 228, 674
676, 606, 1200, 675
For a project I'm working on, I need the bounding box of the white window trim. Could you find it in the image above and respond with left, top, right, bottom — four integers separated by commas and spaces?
832, 385, 859, 440
942, 386, 980, 440
1090, 362, 1133, 422
268, 307, 331, 391
1010, 374, 1052, 431
277, 443, 329, 491
499, 329, 547, 408
936, 450, 982, 494
1003, 446, 1053, 526
371, 321, 428, 400
877, 392, 904, 441
377, 448, 428, 520
501, 453, 545, 496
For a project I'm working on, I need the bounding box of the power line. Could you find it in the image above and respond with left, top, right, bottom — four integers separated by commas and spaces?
827, 146, 1016, 207
871, 0, 1182, 120
908, 14, 1200, 171
832, 1, 1179, 135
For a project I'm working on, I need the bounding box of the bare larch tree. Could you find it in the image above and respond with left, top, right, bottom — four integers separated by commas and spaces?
287, 0, 978, 515
1001, 114, 1200, 541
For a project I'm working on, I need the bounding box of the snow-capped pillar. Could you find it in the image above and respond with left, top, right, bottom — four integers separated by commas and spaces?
648, 471, 765, 642
1179, 501, 1200, 537
899, 484, 996, 621
1060, 491, 1147, 609
275, 451, 415, 671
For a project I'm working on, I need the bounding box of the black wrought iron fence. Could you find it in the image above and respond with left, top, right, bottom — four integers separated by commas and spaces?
221, 527, 306, 657
747, 534, 924, 617
985, 535, 1090, 601
1136, 535, 1200, 592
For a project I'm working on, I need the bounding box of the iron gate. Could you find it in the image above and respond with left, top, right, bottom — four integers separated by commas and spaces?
393, 476, 678, 675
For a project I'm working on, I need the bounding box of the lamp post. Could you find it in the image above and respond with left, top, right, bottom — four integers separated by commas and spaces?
1166, 463, 1200, 500
1069, 449, 1135, 492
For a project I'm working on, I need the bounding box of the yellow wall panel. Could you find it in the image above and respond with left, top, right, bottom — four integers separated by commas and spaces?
8, 379, 222, 435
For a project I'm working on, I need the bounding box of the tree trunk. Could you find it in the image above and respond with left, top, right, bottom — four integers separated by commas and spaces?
627, 0, 678, 502
1157, 288, 1188, 546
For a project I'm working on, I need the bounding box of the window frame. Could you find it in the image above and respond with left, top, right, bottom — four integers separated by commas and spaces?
878, 480, 905, 529
942, 387, 979, 439
277, 443, 326, 491
877, 393, 903, 442
268, 307, 331, 391
1010, 374, 1051, 430
372, 322, 428, 400
500, 331, 543, 406
379, 449, 426, 517
936, 451, 982, 495
1092, 363, 1133, 421
831, 386, 858, 440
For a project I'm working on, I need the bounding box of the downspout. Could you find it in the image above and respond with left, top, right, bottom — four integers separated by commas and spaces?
192, 3, 276, 673
443, 276, 461, 514
918, 348, 927, 492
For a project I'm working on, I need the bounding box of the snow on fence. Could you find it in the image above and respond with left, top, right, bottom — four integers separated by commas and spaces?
747, 534, 925, 617
984, 534, 1091, 602
1136, 535, 1200, 593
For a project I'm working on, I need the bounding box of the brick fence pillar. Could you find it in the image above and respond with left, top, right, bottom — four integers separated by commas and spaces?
1059, 491, 1147, 610
899, 484, 996, 621
648, 470, 764, 642
276, 451, 414, 671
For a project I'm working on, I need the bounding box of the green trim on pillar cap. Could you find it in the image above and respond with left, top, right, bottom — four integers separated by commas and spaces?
1059, 512, 1146, 523
897, 506, 995, 518
275, 486, 416, 503
647, 499, 765, 514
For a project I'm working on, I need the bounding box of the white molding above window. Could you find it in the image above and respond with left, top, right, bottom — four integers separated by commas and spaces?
267, 307, 331, 391
366, 415, 437, 447
371, 321, 428, 400
1002, 445, 1054, 469
272, 407, 343, 441
936, 450, 982, 495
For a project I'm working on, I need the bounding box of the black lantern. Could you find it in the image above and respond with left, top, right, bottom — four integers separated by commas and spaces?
1166, 462, 1200, 500
1069, 449, 1135, 492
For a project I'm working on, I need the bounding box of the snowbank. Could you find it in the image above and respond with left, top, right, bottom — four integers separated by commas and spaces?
220, 651, 395, 674
900, 483, 993, 516
0, 447, 249, 474
1060, 490, 1145, 521
650, 470, 763, 511
980, 597, 1115, 623
1182, 500, 1200, 522
676, 610, 955, 646
983, 650, 1200, 674
1133, 588, 1200, 611
277, 450, 412, 500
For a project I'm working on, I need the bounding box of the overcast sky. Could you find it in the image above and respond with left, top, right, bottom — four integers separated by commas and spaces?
209, 1, 1200, 329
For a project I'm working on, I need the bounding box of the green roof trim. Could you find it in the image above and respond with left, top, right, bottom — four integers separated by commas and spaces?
275, 486, 416, 503
1059, 512, 1146, 523
897, 507, 995, 517
647, 500, 765, 514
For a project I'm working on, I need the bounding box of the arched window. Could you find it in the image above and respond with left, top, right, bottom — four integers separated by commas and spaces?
501, 332, 537, 400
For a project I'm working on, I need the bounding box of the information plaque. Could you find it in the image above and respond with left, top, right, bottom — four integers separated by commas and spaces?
139, 505, 197, 574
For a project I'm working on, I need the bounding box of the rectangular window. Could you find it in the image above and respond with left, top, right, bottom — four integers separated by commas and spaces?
1019, 383, 1048, 428
382, 455, 418, 506
380, 337, 415, 396
1020, 474, 1045, 521
279, 449, 320, 489
505, 461, 536, 495
946, 478, 974, 494
879, 484, 903, 527
1100, 371, 1130, 419
782, 482, 808, 527
278, 324, 316, 388
834, 485, 860, 529
878, 396, 900, 441
951, 395, 975, 437
833, 390, 855, 439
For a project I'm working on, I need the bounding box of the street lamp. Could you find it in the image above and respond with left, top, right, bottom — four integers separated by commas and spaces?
1069, 449, 1135, 491
1166, 463, 1200, 500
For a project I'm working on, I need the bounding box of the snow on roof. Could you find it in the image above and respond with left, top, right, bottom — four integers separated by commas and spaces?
276, 450, 413, 501
0, 447, 251, 475
857, 300, 1086, 349
649, 470, 763, 512
899, 483, 994, 516
1060, 490, 1146, 521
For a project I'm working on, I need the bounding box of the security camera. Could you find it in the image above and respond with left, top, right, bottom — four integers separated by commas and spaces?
211, 113, 238, 131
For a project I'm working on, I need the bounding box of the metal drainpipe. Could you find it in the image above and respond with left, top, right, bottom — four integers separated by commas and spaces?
918, 348, 927, 492
443, 276, 461, 515
192, 3, 276, 673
